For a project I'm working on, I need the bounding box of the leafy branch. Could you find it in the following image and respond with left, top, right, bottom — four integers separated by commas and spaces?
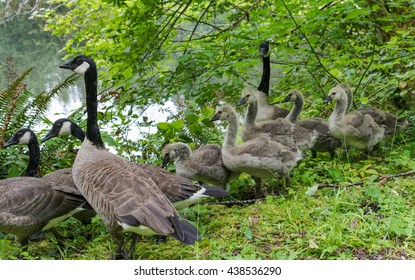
280, 0, 340, 83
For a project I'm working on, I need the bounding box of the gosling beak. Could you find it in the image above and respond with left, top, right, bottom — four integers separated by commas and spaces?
236, 97, 247, 106
209, 114, 219, 122
324, 96, 333, 104
280, 95, 291, 103
161, 155, 170, 169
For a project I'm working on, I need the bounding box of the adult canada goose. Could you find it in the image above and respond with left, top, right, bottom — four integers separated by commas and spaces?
255, 41, 289, 121
0, 130, 86, 246
4, 128, 95, 225
0, 177, 86, 247
161, 142, 238, 188
325, 84, 385, 152
237, 88, 317, 150
42, 118, 229, 210
338, 83, 412, 135
281, 90, 341, 158
60, 55, 200, 258
209, 105, 302, 189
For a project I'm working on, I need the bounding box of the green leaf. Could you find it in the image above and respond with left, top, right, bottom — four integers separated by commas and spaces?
122, 67, 133, 79
157, 122, 170, 130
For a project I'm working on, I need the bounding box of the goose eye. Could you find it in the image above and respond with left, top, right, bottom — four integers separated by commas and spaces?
75, 59, 82, 65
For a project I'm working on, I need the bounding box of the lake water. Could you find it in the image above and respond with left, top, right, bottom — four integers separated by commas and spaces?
0, 16, 170, 142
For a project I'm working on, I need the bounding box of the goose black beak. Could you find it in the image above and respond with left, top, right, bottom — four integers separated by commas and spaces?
41, 131, 58, 142
59, 62, 74, 70
3, 138, 18, 148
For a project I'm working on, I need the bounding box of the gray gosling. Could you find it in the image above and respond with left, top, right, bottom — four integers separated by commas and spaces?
325, 84, 385, 152
281, 90, 341, 159
339, 83, 412, 135
161, 142, 238, 188
237, 88, 317, 151
210, 105, 302, 183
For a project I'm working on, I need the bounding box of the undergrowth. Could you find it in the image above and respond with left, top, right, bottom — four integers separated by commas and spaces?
1, 135, 414, 260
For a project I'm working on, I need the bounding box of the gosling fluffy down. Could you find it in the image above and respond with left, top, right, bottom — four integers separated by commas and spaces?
162, 142, 237, 187
325, 84, 385, 151
210, 105, 302, 179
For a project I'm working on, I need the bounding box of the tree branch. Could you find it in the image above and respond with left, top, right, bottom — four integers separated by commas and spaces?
208, 0, 262, 41
280, 0, 340, 83
319, 170, 415, 189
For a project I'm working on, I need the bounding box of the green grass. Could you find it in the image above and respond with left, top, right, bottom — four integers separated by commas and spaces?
1, 138, 414, 260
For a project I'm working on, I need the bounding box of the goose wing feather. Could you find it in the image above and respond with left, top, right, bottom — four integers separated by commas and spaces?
134, 163, 201, 203
74, 155, 182, 235
0, 177, 85, 241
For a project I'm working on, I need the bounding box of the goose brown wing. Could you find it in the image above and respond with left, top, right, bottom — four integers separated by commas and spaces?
42, 168, 75, 188
134, 163, 201, 204
76, 156, 182, 235
0, 177, 85, 229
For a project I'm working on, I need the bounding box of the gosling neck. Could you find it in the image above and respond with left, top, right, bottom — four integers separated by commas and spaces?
287, 94, 304, 123
224, 113, 239, 149
330, 94, 348, 123
244, 100, 258, 129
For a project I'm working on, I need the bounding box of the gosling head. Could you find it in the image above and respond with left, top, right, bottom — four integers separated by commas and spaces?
324, 84, 346, 103
281, 90, 302, 103
161, 142, 190, 168
236, 88, 259, 106
209, 105, 236, 122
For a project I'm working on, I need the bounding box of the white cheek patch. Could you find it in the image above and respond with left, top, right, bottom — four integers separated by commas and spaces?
74, 61, 90, 74
59, 121, 72, 136
19, 131, 32, 145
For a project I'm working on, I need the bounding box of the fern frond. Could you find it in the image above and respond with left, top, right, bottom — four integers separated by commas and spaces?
0, 66, 34, 146
14, 73, 80, 128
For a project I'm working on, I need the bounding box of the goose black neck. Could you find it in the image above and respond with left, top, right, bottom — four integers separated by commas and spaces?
71, 122, 86, 142
84, 68, 104, 148
26, 141, 40, 177
257, 55, 270, 96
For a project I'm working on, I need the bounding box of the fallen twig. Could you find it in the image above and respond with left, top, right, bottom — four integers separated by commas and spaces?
204, 197, 265, 206
318, 170, 415, 189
